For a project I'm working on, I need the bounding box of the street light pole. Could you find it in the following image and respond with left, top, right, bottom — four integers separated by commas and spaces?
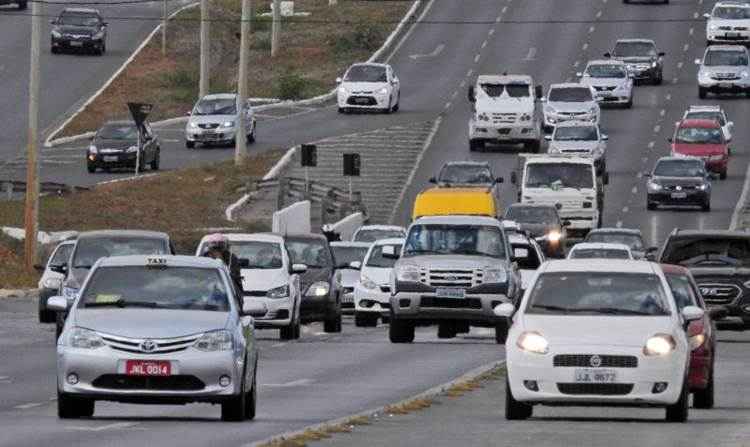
271, 0, 280, 57
24, 0, 42, 270
235, 0, 251, 165
199, 0, 210, 97
161, 0, 167, 55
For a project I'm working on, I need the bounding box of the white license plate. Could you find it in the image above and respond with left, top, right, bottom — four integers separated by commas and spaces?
574, 368, 617, 383
720, 82, 734, 89
103, 156, 118, 162
726, 32, 740, 38
671, 192, 687, 199
70, 41, 83, 47
435, 288, 465, 299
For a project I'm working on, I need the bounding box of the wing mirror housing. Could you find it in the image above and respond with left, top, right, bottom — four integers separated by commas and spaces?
603, 52, 612, 58
544, 135, 552, 141
336, 77, 342, 84
428, 176, 437, 183
495, 177, 504, 184
290, 263, 308, 274
694, 58, 702, 65
47, 296, 69, 312
493, 302, 516, 318
682, 306, 704, 327
602, 134, 609, 141
242, 298, 268, 318
702, 12, 711, 19
510, 171, 517, 185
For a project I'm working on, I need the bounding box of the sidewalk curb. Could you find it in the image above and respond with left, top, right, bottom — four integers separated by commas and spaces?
245, 359, 505, 447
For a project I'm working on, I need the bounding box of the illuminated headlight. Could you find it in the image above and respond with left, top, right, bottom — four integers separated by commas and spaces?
377, 87, 389, 96
395, 264, 421, 282
51, 30, 62, 38
68, 327, 105, 349
88, 145, 98, 154
643, 334, 676, 356
193, 330, 233, 351
188, 122, 198, 128
306, 281, 330, 297
697, 183, 708, 191
709, 24, 718, 31
483, 268, 507, 284
62, 286, 78, 299
651, 61, 658, 68
360, 275, 378, 290
647, 181, 662, 191
547, 230, 562, 242
43, 277, 62, 289
516, 331, 549, 354
266, 284, 290, 299
93, 30, 105, 40
126, 145, 138, 153
222, 121, 234, 128
689, 333, 706, 350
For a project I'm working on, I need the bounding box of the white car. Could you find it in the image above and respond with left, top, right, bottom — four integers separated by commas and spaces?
336, 63, 400, 114
507, 232, 545, 294
185, 93, 256, 148
542, 83, 600, 132
682, 105, 734, 142
568, 242, 634, 260
196, 233, 305, 340
545, 121, 608, 175
704, 1, 750, 46
578, 60, 633, 108
695, 45, 750, 99
352, 225, 407, 243
330, 241, 372, 313
36, 239, 76, 323
496, 260, 703, 422
353, 238, 404, 327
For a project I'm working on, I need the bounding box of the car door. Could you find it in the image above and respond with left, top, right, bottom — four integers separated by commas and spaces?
143, 124, 156, 162
388, 66, 399, 102
243, 101, 254, 134
41, 242, 74, 287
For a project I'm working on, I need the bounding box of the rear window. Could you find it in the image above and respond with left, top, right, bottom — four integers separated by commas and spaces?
72, 237, 169, 268
569, 248, 631, 260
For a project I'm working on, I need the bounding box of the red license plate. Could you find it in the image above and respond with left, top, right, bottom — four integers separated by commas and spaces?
125, 360, 171, 376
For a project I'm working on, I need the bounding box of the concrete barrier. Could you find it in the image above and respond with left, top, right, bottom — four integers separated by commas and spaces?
323, 212, 366, 242
272, 201, 311, 235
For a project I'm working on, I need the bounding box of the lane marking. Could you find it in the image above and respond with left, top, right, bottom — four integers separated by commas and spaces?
524, 47, 537, 61
467, 69, 474, 77
582, 43, 589, 51
573, 60, 580, 67
588, 26, 595, 33
451, 90, 458, 99
659, 109, 666, 117
653, 124, 661, 133
460, 80, 466, 88
665, 93, 672, 101
648, 141, 655, 150
622, 206, 629, 213
481, 40, 488, 49
689, 28, 694, 36
683, 43, 690, 52
384, 0, 436, 64
596, 11, 602, 18
14, 402, 44, 410
489, 28, 495, 36
730, 163, 750, 230
631, 186, 638, 194
69, 422, 138, 432
263, 379, 315, 388
474, 53, 481, 63
444, 101, 452, 110
616, 220, 623, 228
408, 43, 446, 61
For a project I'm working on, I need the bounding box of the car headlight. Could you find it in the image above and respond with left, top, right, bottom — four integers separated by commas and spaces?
93, 30, 105, 40
193, 330, 233, 351
306, 281, 330, 297
742, 71, 749, 78
51, 30, 62, 38
126, 145, 138, 153
647, 181, 662, 191
68, 327, 105, 349
709, 24, 718, 31
62, 286, 79, 299
360, 275, 378, 290
338, 86, 349, 95
395, 264, 421, 282
651, 61, 658, 68
698, 71, 711, 82
483, 268, 507, 284
267, 284, 290, 299
697, 183, 708, 191
477, 112, 490, 122
547, 230, 562, 242
377, 87, 389, 95
544, 105, 556, 115
188, 122, 198, 128
516, 331, 549, 354
43, 277, 62, 289
88, 145, 98, 154
643, 334, 676, 356
222, 121, 234, 128
709, 154, 725, 161
588, 106, 598, 115
689, 333, 706, 350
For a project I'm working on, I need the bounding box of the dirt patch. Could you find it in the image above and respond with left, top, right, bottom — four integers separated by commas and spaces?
58, 0, 412, 138
0, 236, 38, 289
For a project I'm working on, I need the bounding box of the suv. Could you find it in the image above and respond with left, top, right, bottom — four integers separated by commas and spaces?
389, 215, 520, 344
696, 45, 750, 98
656, 229, 750, 330
467, 74, 544, 151
646, 156, 712, 211
577, 60, 634, 108
605, 38, 665, 84
545, 121, 608, 175
669, 118, 729, 179
50, 8, 107, 55
185, 94, 256, 148
704, 1, 750, 46
542, 83, 599, 133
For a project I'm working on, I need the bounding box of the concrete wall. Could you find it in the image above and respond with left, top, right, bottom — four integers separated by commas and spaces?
272, 200, 311, 234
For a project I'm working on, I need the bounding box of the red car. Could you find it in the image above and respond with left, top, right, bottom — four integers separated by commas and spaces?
661, 264, 725, 409
670, 118, 729, 180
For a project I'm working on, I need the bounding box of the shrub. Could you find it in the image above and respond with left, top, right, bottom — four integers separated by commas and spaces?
332, 22, 385, 55
275, 72, 308, 100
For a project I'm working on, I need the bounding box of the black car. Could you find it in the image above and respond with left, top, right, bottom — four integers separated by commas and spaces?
585, 227, 646, 259
646, 157, 711, 211
87, 121, 160, 173
284, 234, 342, 332
51, 8, 108, 55
605, 38, 665, 84
503, 203, 568, 258
656, 229, 750, 330
0, 0, 26, 10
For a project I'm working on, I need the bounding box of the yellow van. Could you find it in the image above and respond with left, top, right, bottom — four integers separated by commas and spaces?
412, 187, 499, 220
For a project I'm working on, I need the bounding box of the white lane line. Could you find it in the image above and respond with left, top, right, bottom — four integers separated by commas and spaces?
730, 163, 750, 230
384, 0, 436, 64
648, 141, 655, 150
481, 40, 488, 49
444, 101, 452, 110
665, 93, 672, 101
489, 28, 495, 36
596, 10, 602, 18
14, 402, 44, 410
0, 375, 11, 382
622, 206, 629, 213
677, 62, 683, 69
582, 43, 589, 51
271, 342, 285, 348
637, 172, 644, 179
659, 109, 666, 117
616, 220, 623, 228
474, 53, 481, 63
501, 6, 507, 13
689, 28, 694, 36
653, 124, 661, 133
524, 47, 537, 61
683, 43, 690, 52
589, 26, 595, 33
162, 138, 179, 143
409, 43, 446, 61
69, 422, 138, 432
693, 12, 699, 19
631, 186, 638, 194
263, 379, 315, 388
672, 77, 679, 84
451, 90, 458, 99
573, 60, 580, 67
467, 69, 474, 77
460, 80, 466, 88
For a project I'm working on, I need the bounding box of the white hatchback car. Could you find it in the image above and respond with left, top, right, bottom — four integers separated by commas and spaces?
542, 83, 600, 132
567, 242, 634, 260
336, 63, 400, 114
353, 238, 404, 327
496, 260, 702, 422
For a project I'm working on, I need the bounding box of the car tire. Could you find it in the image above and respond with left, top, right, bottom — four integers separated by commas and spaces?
505, 378, 532, 420
389, 316, 415, 343
279, 324, 296, 340
720, 170, 727, 180
495, 321, 509, 344
185, 140, 195, 149
625, 96, 633, 109
221, 373, 247, 421
51, 45, 58, 54
653, 73, 663, 85
647, 201, 657, 210
39, 295, 56, 323
437, 323, 457, 339
355, 313, 377, 327
247, 124, 256, 144
693, 370, 715, 409
526, 139, 541, 153
56, 312, 65, 339
699, 87, 707, 99
701, 200, 711, 212
393, 95, 400, 112
665, 379, 689, 422
150, 150, 160, 171
469, 139, 484, 152
245, 369, 257, 420
323, 312, 342, 333
58, 391, 94, 419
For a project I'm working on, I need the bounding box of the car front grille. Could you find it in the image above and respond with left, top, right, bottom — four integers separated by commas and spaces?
198, 123, 220, 129
100, 333, 201, 355
420, 297, 482, 309
697, 282, 742, 305
662, 184, 700, 191
711, 73, 740, 80
244, 290, 267, 297
559, 111, 587, 117
92, 374, 205, 391
557, 383, 633, 396
491, 112, 518, 124
422, 269, 481, 288
347, 96, 377, 106
593, 86, 617, 92
553, 354, 638, 368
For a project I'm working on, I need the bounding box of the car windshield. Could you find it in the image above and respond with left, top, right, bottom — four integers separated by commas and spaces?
50, 243, 74, 266
354, 229, 405, 242
80, 266, 230, 312
404, 224, 506, 259
548, 87, 592, 102
686, 111, 725, 126
345, 65, 387, 82
286, 239, 332, 268
675, 126, 723, 144
569, 248, 631, 259
59, 13, 100, 26
704, 50, 749, 66
72, 237, 168, 268
194, 98, 236, 115
504, 206, 558, 224
586, 233, 644, 251
665, 273, 698, 311
713, 6, 750, 19
525, 163, 594, 189
332, 246, 369, 267
526, 272, 670, 316
438, 165, 493, 184
366, 244, 401, 268
661, 237, 750, 267
97, 124, 138, 140
586, 64, 626, 78
480, 83, 530, 98
553, 126, 598, 141
614, 41, 657, 58
653, 160, 706, 177
230, 241, 283, 269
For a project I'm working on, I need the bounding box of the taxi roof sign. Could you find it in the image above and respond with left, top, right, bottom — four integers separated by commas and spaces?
146, 257, 168, 268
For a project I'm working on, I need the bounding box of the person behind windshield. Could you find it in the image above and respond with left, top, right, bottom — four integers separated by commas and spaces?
201, 234, 243, 292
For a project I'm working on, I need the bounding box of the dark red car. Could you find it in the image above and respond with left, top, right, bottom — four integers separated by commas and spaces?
661, 264, 725, 409
669, 118, 729, 180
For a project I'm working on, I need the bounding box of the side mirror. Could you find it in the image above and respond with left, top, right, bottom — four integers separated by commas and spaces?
336, 77, 342, 84
50, 264, 67, 275
468, 85, 476, 103
534, 85, 543, 99
242, 298, 268, 318
102, 22, 108, 26
238, 258, 250, 269
702, 12, 711, 19
575, 72, 583, 78
495, 177, 504, 184
727, 121, 734, 128
50, 19, 58, 25
544, 135, 552, 141
186, 110, 192, 116
493, 302, 516, 318
601, 134, 609, 141
708, 306, 728, 321
682, 305, 704, 323
562, 220, 571, 227
382, 245, 399, 259
510, 172, 517, 185
349, 261, 362, 270
644, 173, 652, 178
603, 52, 612, 58
290, 263, 308, 274
47, 296, 69, 312
603, 172, 610, 185
645, 246, 658, 261
694, 58, 702, 65
428, 176, 437, 184
658, 51, 665, 57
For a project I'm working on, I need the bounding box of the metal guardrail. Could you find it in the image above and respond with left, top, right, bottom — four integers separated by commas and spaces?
0, 180, 90, 200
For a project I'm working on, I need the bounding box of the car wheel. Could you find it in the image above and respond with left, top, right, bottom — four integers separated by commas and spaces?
185, 140, 195, 149
437, 323, 457, 339
393, 94, 400, 112
389, 315, 415, 343
221, 373, 247, 421
58, 391, 94, 419
51, 45, 58, 54
495, 321, 509, 344
245, 369, 257, 420
701, 200, 711, 212
505, 378, 532, 420
525, 139, 541, 153
625, 96, 633, 109
150, 150, 160, 171
693, 370, 714, 409
279, 324, 295, 340
56, 312, 65, 339
665, 379, 689, 422
647, 201, 657, 211
247, 124, 256, 144
355, 313, 377, 327
469, 139, 484, 152
39, 295, 56, 323
699, 87, 707, 99
323, 312, 342, 333
653, 73, 663, 85
720, 170, 727, 180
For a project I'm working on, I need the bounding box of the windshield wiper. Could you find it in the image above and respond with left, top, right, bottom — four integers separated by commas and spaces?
85, 299, 160, 309
571, 307, 656, 316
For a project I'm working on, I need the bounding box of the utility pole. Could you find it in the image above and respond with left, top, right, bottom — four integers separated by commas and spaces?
24, 0, 42, 270
271, 0, 280, 57
161, 0, 167, 55
329, 0, 337, 5
199, 0, 210, 97
235, 0, 251, 166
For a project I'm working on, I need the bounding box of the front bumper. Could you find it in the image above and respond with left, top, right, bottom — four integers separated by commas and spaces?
185, 128, 237, 144
625, 64, 659, 81
52, 36, 102, 49
354, 284, 391, 316
707, 30, 750, 44
543, 112, 599, 129
245, 295, 293, 328
338, 92, 390, 110
698, 78, 750, 93
594, 91, 631, 105
469, 120, 540, 142
647, 190, 709, 206
507, 344, 687, 406
88, 152, 137, 167
390, 289, 510, 324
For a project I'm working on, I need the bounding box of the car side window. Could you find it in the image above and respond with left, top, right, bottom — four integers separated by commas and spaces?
665, 274, 697, 311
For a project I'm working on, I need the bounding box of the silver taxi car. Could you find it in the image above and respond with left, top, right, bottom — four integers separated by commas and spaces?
49, 255, 259, 421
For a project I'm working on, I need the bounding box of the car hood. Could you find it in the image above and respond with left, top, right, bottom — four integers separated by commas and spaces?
72, 309, 230, 339
548, 140, 601, 153
653, 175, 707, 187
338, 269, 360, 288
93, 138, 136, 152
340, 81, 389, 93
399, 255, 509, 270
547, 101, 596, 112
517, 223, 560, 238
56, 25, 96, 35
519, 314, 675, 347
361, 266, 392, 284
671, 142, 726, 156
298, 267, 332, 292
241, 268, 288, 291
475, 98, 535, 114
701, 65, 747, 75
188, 114, 237, 125
709, 18, 750, 28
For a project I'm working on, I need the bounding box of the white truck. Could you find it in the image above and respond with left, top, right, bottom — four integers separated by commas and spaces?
467, 74, 544, 152
510, 154, 607, 238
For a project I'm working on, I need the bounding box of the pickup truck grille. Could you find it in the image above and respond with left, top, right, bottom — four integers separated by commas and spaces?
696, 282, 742, 305
421, 269, 481, 288
491, 112, 518, 124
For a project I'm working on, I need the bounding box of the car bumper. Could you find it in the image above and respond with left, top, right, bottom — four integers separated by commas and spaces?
88, 152, 137, 167
300, 293, 337, 320
647, 190, 709, 206
390, 291, 510, 324
544, 114, 599, 128
625, 65, 659, 80
52, 37, 102, 49
507, 345, 687, 406
595, 93, 631, 105
707, 31, 750, 44
698, 79, 750, 92
338, 93, 390, 109
185, 129, 237, 144
469, 121, 540, 142
688, 351, 711, 390
246, 296, 293, 328
354, 285, 391, 316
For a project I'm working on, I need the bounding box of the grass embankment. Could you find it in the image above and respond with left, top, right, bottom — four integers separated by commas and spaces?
0, 150, 282, 287
59, 0, 412, 137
